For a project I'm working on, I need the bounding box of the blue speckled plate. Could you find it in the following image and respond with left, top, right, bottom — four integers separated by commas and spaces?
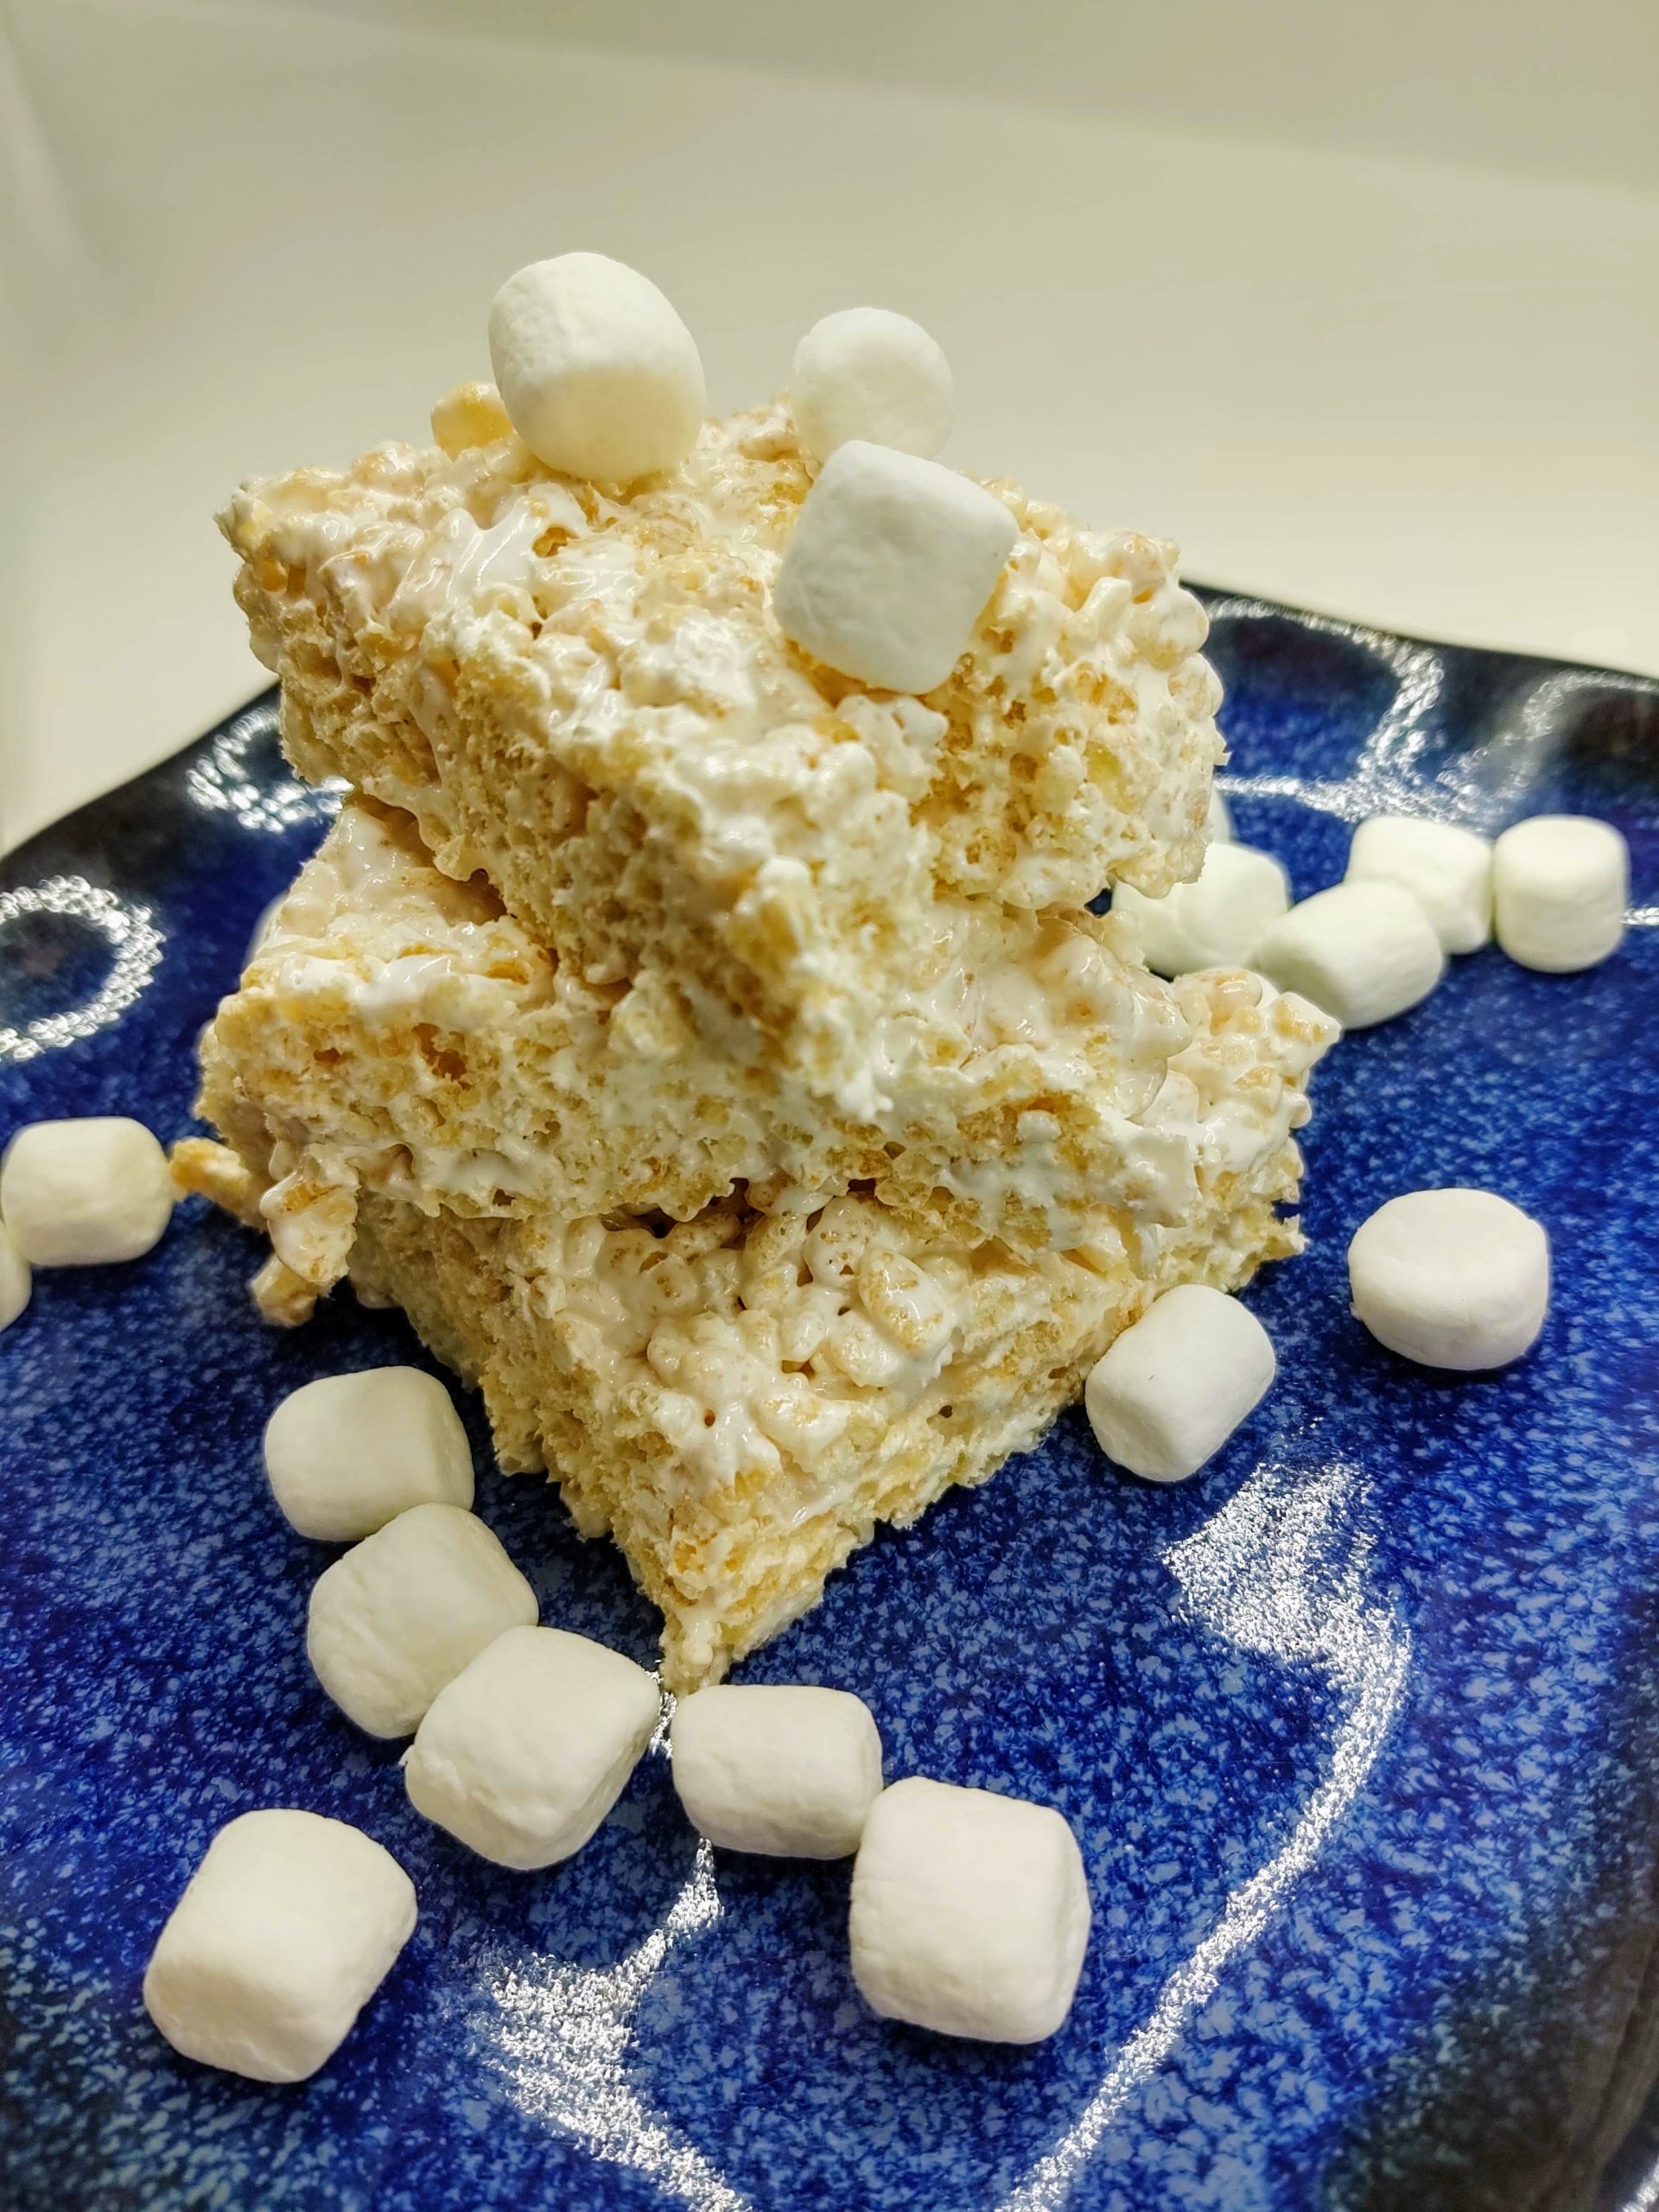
3, 602, 1658, 2212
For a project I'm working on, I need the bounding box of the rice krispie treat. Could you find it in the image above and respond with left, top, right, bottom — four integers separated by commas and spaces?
178, 1149, 1306, 1689
190, 798, 1334, 1301
222, 401, 1223, 1105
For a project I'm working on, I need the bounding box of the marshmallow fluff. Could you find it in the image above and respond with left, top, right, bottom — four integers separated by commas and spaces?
1251, 881, 1445, 1029
1084, 1282, 1275, 1484
404, 1626, 659, 1868
308, 1503, 537, 1738
143, 1809, 416, 2083
1111, 842, 1290, 977
0, 1220, 29, 1331
264, 1367, 474, 1542
1348, 1188, 1550, 1370
790, 308, 955, 465
1345, 816, 1493, 954
849, 1777, 1091, 2044
772, 440, 1018, 694
487, 251, 706, 483
1207, 785, 1234, 843
0, 1116, 175, 1266
1493, 814, 1629, 973
671, 1683, 883, 1858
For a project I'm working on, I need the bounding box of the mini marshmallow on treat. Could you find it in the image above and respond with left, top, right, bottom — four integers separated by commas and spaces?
1084, 1282, 1275, 1484
671, 1683, 883, 1858
308, 1503, 537, 1738
773, 441, 1017, 694
849, 1777, 1091, 2044
487, 251, 706, 482
1251, 880, 1444, 1029
1348, 1188, 1550, 1370
1344, 815, 1493, 955
404, 1626, 660, 1869
790, 308, 955, 465
1111, 842, 1290, 978
0, 1220, 29, 1331
0, 1116, 175, 1266
143, 1808, 416, 2083
1493, 814, 1629, 973
264, 1367, 475, 1542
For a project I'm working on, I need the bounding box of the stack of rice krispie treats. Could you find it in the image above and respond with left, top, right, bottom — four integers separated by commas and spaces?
179, 354, 1335, 1688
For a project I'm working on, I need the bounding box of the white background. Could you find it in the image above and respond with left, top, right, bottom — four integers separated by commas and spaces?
4, 0, 1656, 849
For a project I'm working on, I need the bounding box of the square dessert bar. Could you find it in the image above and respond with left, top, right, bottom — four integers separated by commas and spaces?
222, 404, 1224, 1104
192, 799, 1334, 1302
178, 1152, 1306, 1691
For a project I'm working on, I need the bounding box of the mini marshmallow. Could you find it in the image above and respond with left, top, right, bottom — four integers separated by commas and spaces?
849, 1777, 1090, 2044
308, 1503, 537, 1738
1207, 785, 1234, 843
430, 380, 512, 457
1348, 1187, 1550, 1370
671, 1683, 883, 1858
1084, 1282, 1275, 1484
773, 440, 1016, 694
487, 251, 705, 483
0, 1116, 175, 1266
1251, 880, 1444, 1029
264, 1367, 474, 1542
790, 307, 955, 465
0, 1220, 29, 1331
404, 1626, 659, 1868
1493, 814, 1629, 973
1345, 815, 1493, 954
1111, 842, 1290, 977
143, 1808, 416, 2082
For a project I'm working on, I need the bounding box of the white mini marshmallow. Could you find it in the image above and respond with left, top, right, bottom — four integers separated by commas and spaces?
1084, 1282, 1275, 1484
487, 251, 706, 483
143, 1808, 416, 2082
264, 1367, 474, 1542
308, 1503, 537, 1738
1348, 1187, 1550, 1370
1250, 880, 1444, 1029
1111, 842, 1290, 977
773, 441, 1017, 694
671, 1683, 883, 1858
790, 307, 955, 465
0, 1220, 29, 1330
1493, 814, 1629, 973
849, 1777, 1090, 2044
1207, 785, 1234, 843
0, 1116, 175, 1266
1345, 815, 1493, 954
404, 1626, 659, 1868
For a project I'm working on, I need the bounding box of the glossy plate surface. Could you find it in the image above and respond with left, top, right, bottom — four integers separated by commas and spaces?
2, 602, 1657, 2211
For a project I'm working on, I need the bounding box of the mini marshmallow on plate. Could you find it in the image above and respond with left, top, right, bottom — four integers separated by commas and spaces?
790, 307, 955, 465
487, 251, 706, 483
1493, 814, 1629, 973
1345, 816, 1493, 954
849, 1777, 1090, 2044
0, 1116, 175, 1266
264, 1367, 474, 1541
1111, 842, 1290, 977
1084, 1282, 1275, 1484
671, 1683, 883, 1858
1251, 880, 1445, 1029
0, 1221, 29, 1331
143, 1808, 416, 2082
1348, 1188, 1550, 1370
772, 440, 1017, 695
404, 1626, 659, 1869
308, 1503, 537, 1738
